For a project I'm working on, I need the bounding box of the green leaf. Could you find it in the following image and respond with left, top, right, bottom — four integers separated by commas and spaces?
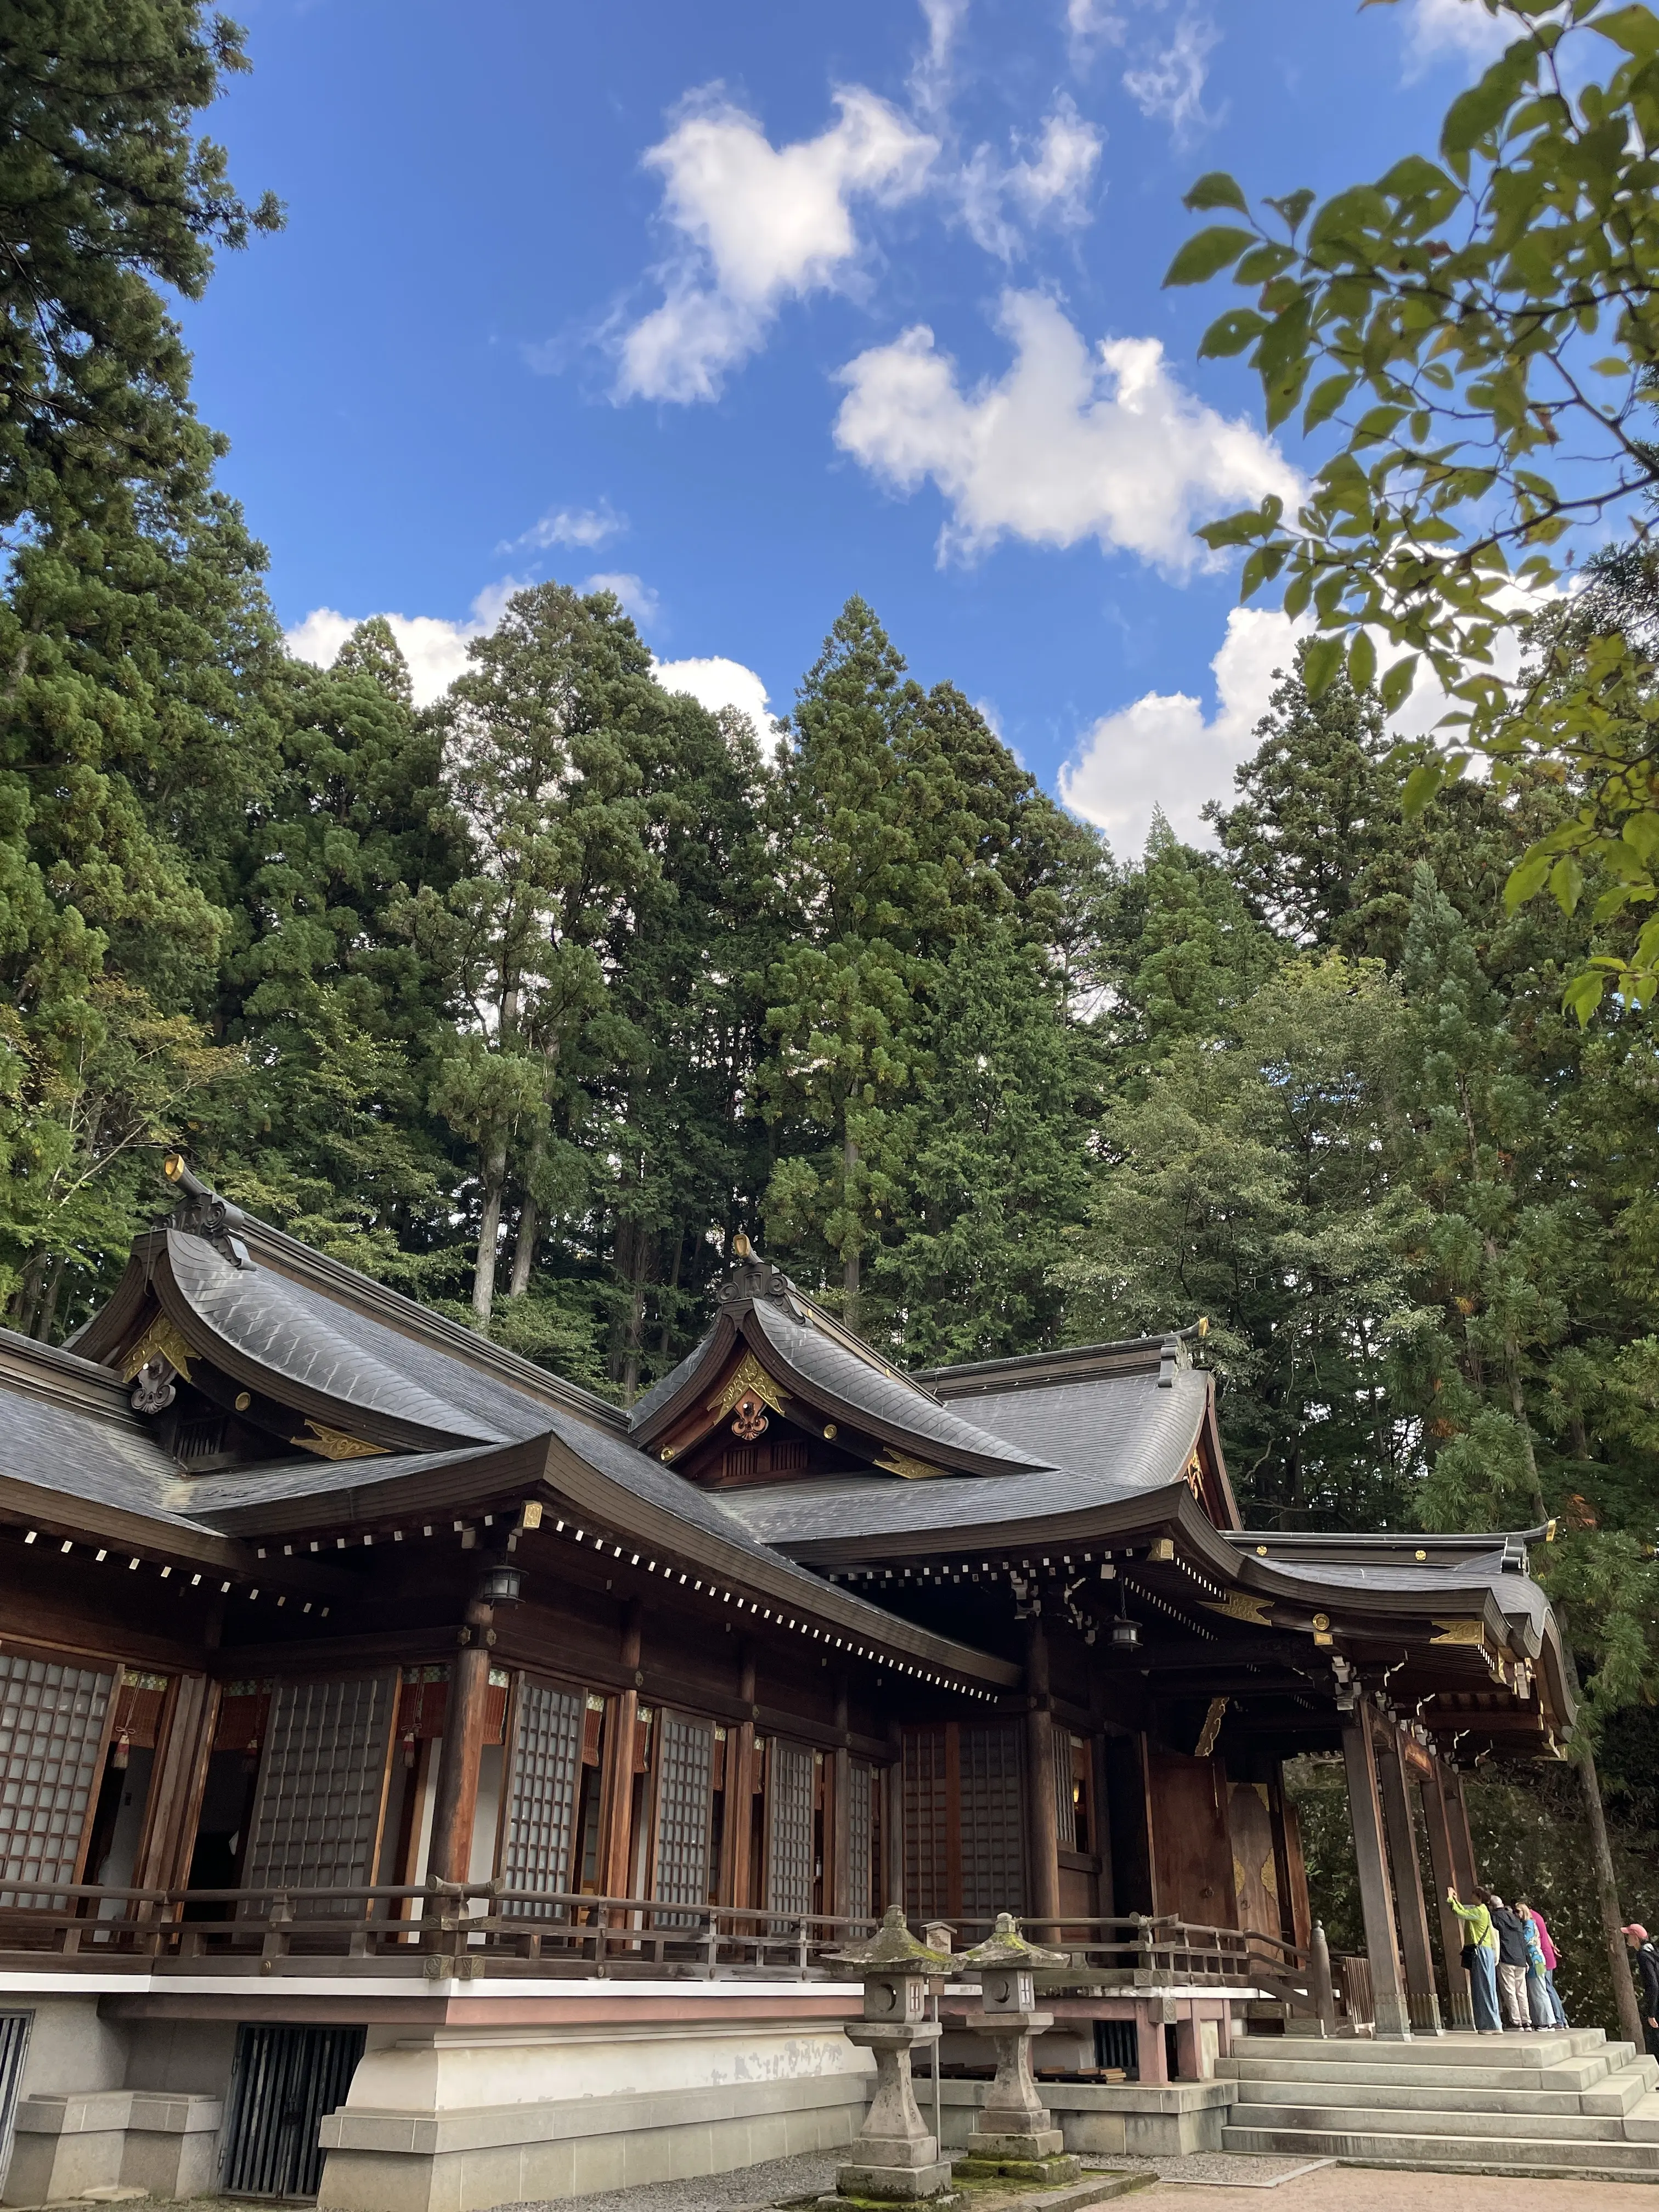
1183, 171, 1250, 214
1348, 630, 1377, 692
1561, 969, 1607, 1028
1442, 50, 1536, 161
1164, 225, 1256, 287
1403, 758, 1447, 819
1380, 655, 1419, 711
1199, 307, 1268, 358
1593, 5, 1659, 58
1505, 851, 1551, 910
1303, 634, 1346, 699
1549, 854, 1586, 913
1623, 809, 1659, 864
1303, 373, 1356, 432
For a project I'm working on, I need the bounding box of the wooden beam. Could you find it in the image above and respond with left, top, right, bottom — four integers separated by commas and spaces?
1420, 1765, 1474, 2029
426, 1590, 495, 1883
1341, 1706, 1412, 2039
1375, 1722, 1442, 2034
1024, 1623, 1061, 1924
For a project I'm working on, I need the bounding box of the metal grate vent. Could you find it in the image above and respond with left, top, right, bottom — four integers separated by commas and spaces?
221, 2022, 364, 2199
0, 1654, 113, 1904
500, 1678, 584, 1909
0, 2011, 33, 2198
241, 1675, 395, 1911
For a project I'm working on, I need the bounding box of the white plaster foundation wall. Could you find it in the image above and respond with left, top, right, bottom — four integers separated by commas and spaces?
318, 2016, 876, 2212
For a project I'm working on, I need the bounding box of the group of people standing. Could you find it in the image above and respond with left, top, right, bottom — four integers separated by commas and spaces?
1448, 1886, 1568, 2032
1445, 1888, 1659, 2055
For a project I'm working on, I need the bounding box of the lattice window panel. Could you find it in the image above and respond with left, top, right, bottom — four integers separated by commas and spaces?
1054, 1729, 1077, 1849
653, 1712, 715, 1916
846, 1760, 874, 1922
767, 1740, 815, 1921
959, 1722, 1026, 1920
500, 1678, 585, 1911
0, 1652, 112, 1904
902, 1725, 950, 1922
242, 1674, 395, 1911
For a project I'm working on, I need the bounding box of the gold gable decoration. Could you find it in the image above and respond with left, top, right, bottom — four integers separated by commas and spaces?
291, 1420, 387, 1462
874, 1450, 945, 1481
121, 1314, 195, 1385
1431, 1620, 1488, 1645
1202, 1590, 1273, 1627
709, 1352, 791, 1423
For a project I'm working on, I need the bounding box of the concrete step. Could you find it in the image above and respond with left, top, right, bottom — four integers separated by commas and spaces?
1229, 2098, 1635, 2144
1624, 2091, 1659, 2144
1231, 2073, 1635, 2118
1228, 2028, 1599, 2071
1220, 2051, 1617, 2095
1222, 2121, 1659, 2175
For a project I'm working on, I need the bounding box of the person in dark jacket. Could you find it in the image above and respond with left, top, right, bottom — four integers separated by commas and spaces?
1624, 1924, 1659, 2060
1486, 1893, 1532, 2029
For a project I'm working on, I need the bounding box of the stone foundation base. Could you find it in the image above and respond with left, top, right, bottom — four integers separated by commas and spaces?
317, 2015, 873, 2212
952, 2152, 1080, 2184
939, 2076, 1236, 2158
5, 2090, 223, 2206
831, 2159, 956, 2200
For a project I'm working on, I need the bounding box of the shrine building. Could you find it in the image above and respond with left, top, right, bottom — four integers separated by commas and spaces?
0, 1163, 1571, 2209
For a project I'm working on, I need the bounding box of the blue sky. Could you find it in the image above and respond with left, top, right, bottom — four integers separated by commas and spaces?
185, 0, 1511, 853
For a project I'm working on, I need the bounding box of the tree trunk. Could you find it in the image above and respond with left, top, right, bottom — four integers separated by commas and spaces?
1555, 1621, 1645, 2047
843, 1130, 860, 1335
506, 1189, 539, 1299
657, 1223, 684, 1362
471, 1133, 508, 1327
33, 1251, 67, 1343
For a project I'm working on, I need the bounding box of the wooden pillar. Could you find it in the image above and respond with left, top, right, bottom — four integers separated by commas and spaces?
1447, 1767, 1480, 1892
1375, 1724, 1442, 2033
133, 1673, 221, 1894
832, 1678, 851, 1922
1340, 1705, 1411, 2039
884, 1757, 905, 1914
721, 1647, 757, 1913
427, 1591, 495, 1884
600, 1600, 644, 1902
1024, 1621, 1061, 1928
1420, 1764, 1475, 2029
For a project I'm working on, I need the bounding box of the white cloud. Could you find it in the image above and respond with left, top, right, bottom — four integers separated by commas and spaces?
1123, 13, 1220, 140
913, 0, 969, 117
284, 581, 521, 707
619, 88, 938, 403
509, 500, 625, 552
653, 654, 771, 730
961, 99, 1103, 258
1058, 593, 1541, 855
1066, 0, 1126, 61
834, 289, 1298, 572
583, 572, 661, 629
1401, 0, 1511, 77
1060, 607, 1297, 850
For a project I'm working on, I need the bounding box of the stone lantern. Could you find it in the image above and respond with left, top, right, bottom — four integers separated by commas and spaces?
824, 1907, 957, 2204
952, 1913, 1080, 2185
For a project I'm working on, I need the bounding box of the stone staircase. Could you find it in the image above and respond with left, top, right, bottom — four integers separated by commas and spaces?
1217, 2026, 1659, 2181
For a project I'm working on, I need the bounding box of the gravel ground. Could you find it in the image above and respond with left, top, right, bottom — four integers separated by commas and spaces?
494, 2147, 1325, 2211
498, 2149, 847, 2212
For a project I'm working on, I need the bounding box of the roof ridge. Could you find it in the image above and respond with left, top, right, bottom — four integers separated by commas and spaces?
0, 1324, 146, 1427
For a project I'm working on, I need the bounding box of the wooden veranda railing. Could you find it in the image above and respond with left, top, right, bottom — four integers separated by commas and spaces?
0, 1886, 1350, 2022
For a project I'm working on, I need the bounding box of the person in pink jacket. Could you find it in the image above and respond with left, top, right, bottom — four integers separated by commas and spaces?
1517, 1899, 1568, 2027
